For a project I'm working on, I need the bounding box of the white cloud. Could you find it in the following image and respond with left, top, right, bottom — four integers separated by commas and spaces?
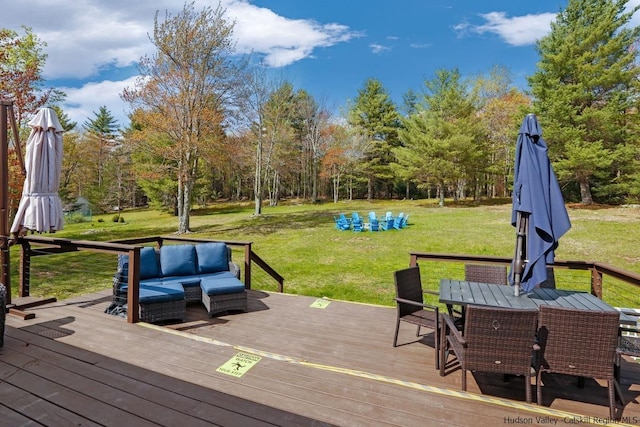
409, 43, 432, 49
0, 0, 359, 79
456, 11, 556, 46
370, 44, 391, 54
61, 77, 139, 127
0, 0, 359, 125
229, 1, 361, 67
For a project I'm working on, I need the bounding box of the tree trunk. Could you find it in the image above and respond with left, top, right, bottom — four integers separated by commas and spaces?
254, 138, 262, 215
579, 176, 593, 205
311, 158, 318, 203
367, 176, 373, 201
438, 180, 445, 206
270, 170, 279, 206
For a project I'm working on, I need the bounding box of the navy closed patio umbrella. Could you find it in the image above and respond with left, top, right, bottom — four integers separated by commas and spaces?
510, 114, 571, 295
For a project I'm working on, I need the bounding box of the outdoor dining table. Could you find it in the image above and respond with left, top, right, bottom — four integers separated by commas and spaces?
439, 278, 636, 325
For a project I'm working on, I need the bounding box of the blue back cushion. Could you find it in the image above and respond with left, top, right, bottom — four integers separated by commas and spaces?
140, 247, 160, 280
160, 244, 197, 277
195, 243, 229, 274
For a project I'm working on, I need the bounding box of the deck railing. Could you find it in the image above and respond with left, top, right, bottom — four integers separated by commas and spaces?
13, 235, 285, 323
408, 252, 640, 300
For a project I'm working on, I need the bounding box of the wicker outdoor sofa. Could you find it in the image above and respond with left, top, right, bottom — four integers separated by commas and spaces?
111, 242, 247, 323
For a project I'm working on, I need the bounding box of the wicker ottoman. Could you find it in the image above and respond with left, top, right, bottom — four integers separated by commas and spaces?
138, 282, 186, 323
200, 278, 247, 317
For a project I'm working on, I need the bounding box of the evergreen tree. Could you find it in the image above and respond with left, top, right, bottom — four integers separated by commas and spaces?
82, 106, 120, 206
529, 0, 640, 204
397, 68, 482, 206
50, 105, 76, 132
348, 78, 401, 200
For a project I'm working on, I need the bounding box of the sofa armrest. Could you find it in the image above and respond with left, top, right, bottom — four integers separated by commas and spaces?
229, 262, 241, 279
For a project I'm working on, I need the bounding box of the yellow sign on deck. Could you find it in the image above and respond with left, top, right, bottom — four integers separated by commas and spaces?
310, 298, 331, 309
216, 352, 261, 377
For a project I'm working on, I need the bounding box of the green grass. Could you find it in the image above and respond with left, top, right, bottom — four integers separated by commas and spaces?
9, 199, 640, 310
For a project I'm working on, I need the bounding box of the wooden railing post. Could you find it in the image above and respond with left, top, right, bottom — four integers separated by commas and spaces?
591, 267, 603, 298
410, 254, 418, 268
244, 243, 252, 289
127, 247, 140, 323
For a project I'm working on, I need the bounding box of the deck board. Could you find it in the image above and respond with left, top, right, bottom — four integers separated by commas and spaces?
3, 289, 640, 426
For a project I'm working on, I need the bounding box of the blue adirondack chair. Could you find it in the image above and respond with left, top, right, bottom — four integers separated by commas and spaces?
334, 213, 350, 230
368, 211, 380, 232
400, 214, 409, 228
382, 212, 395, 231
393, 212, 405, 230
352, 212, 364, 232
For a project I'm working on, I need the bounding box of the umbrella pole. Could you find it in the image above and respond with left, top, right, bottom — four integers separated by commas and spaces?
513, 212, 528, 296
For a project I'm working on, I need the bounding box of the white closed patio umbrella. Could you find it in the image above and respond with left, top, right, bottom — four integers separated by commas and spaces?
10, 107, 64, 235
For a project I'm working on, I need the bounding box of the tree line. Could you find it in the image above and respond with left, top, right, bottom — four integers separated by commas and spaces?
2, 0, 640, 233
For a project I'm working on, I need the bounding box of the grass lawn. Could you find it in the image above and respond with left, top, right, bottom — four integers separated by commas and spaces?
10, 198, 640, 309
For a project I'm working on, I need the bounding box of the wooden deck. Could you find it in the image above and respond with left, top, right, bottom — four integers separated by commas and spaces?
2, 289, 640, 426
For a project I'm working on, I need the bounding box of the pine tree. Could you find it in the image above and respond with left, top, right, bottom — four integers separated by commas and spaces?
397, 68, 482, 206
82, 106, 120, 210
529, 0, 640, 204
348, 78, 401, 200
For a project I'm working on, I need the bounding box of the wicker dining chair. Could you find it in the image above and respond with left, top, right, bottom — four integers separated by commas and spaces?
464, 264, 508, 286
536, 305, 622, 419
393, 265, 440, 369
439, 305, 539, 403
616, 309, 640, 382
447, 264, 509, 320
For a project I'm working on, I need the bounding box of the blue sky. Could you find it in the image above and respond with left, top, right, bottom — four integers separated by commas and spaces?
2, 0, 639, 127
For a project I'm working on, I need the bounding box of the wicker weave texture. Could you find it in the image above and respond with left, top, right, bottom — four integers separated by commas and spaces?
464, 264, 508, 285
536, 305, 620, 419
463, 306, 538, 374
139, 299, 186, 323
441, 305, 538, 403
183, 285, 202, 303
537, 305, 619, 378
202, 291, 247, 317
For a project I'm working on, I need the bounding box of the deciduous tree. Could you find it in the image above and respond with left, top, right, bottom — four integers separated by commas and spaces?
122, 2, 247, 233
0, 27, 63, 125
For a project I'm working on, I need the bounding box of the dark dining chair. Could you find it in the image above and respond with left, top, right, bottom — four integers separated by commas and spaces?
464, 264, 508, 286
439, 305, 539, 403
615, 309, 640, 382
536, 305, 622, 419
448, 264, 508, 321
393, 265, 440, 369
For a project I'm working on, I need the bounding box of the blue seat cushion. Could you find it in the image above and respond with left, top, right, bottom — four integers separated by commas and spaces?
140, 247, 160, 280
200, 277, 245, 296
120, 281, 185, 304
160, 244, 197, 277
195, 243, 229, 274
162, 276, 201, 289
199, 271, 236, 281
